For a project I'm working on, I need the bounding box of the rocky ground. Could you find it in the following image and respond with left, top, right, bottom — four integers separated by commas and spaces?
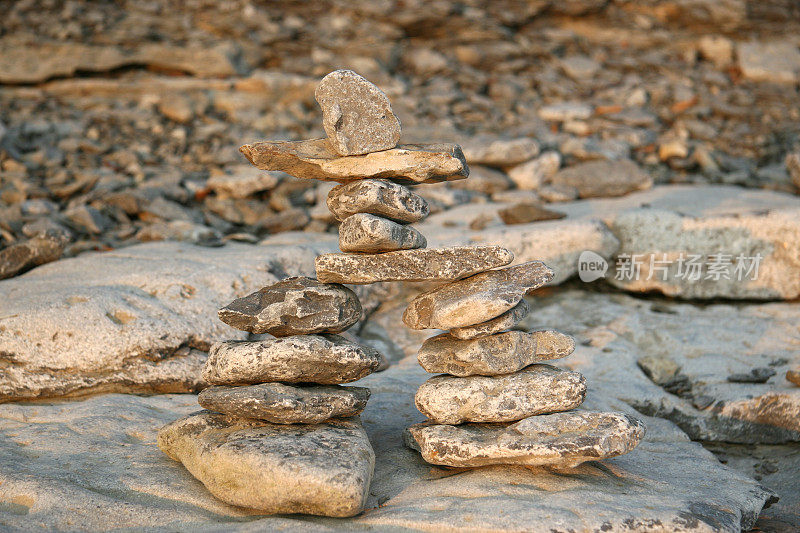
1, 0, 799, 531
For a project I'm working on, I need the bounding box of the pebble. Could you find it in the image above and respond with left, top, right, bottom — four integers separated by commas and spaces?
315, 245, 514, 285
218, 276, 361, 336
449, 165, 513, 194
327, 179, 429, 223
202, 334, 382, 385
239, 139, 468, 184
537, 183, 579, 202
0, 231, 66, 279
315, 69, 401, 156
460, 136, 540, 167
497, 203, 566, 225
418, 329, 576, 376
338, 213, 426, 253
405, 411, 647, 468
738, 40, 800, 84
158, 411, 374, 516
506, 151, 561, 190
206, 165, 282, 199
449, 300, 529, 340
402, 261, 554, 330
551, 159, 652, 198
197, 383, 370, 424
414, 364, 586, 424
538, 102, 593, 122
787, 369, 800, 386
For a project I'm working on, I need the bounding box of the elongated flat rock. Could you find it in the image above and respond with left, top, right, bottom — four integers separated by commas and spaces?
450, 300, 529, 340
203, 335, 382, 385
316, 245, 513, 284
240, 139, 468, 184
406, 411, 646, 468
415, 365, 586, 424
327, 179, 429, 223
418, 330, 575, 376
158, 411, 374, 517
218, 276, 361, 336
339, 213, 426, 253
198, 383, 370, 424
316, 69, 401, 156
403, 261, 554, 330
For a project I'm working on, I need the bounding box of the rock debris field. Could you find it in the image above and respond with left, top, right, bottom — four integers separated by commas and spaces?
1, 1, 800, 531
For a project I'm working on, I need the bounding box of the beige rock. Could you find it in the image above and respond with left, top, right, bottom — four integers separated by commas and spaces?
551, 159, 652, 198
787, 369, 800, 387
415, 365, 586, 424
315, 245, 513, 284
738, 40, 800, 84
0, 232, 66, 280
403, 261, 553, 330
406, 411, 646, 468
240, 139, 468, 184
327, 179, 429, 223
338, 214, 426, 253
786, 152, 800, 191
206, 165, 282, 199
203, 335, 382, 385
218, 277, 361, 336
507, 151, 561, 190
460, 136, 540, 167
450, 300, 529, 340
315, 70, 401, 156
449, 165, 513, 195
498, 203, 566, 225
198, 383, 370, 423
158, 411, 374, 517
419, 330, 574, 376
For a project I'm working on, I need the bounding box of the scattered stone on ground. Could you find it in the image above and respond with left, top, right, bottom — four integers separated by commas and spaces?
506, 151, 561, 190
338, 213, 425, 253
497, 202, 566, 224
315, 245, 513, 284
197, 383, 370, 424
550, 159, 653, 198
315, 69, 401, 156
0, 231, 66, 279
415, 365, 586, 424
218, 276, 362, 336
460, 136, 539, 167
327, 179, 429, 223
202, 335, 382, 386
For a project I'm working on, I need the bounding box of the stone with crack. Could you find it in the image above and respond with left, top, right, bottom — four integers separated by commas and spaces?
217, 276, 361, 336
338, 213, 426, 253
202, 334, 382, 385
406, 411, 646, 468
315, 245, 513, 284
403, 261, 554, 330
240, 139, 468, 185
327, 179, 429, 223
418, 329, 575, 376
449, 300, 529, 340
315, 69, 401, 156
414, 364, 586, 424
198, 383, 370, 424
158, 411, 374, 517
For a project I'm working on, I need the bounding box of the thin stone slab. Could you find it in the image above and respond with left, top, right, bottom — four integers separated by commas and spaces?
339, 213, 426, 253
406, 411, 646, 468
403, 261, 554, 330
158, 411, 374, 517
240, 139, 468, 184
418, 330, 575, 376
315, 245, 513, 284
327, 179, 429, 223
218, 276, 361, 336
414, 365, 586, 424
449, 300, 529, 340
198, 383, 370, 424
315, 69, 401, 156
203, 335, 382, 385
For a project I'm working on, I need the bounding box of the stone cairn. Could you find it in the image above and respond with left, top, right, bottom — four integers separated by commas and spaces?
158, 69, 646, 517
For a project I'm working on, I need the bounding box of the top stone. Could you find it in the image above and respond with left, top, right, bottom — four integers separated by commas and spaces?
239, 139, 468, 184
218, 276, 361, 336
315, 69, 401, 156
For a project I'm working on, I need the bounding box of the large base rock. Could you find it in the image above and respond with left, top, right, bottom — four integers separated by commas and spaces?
158, 411, 374, 517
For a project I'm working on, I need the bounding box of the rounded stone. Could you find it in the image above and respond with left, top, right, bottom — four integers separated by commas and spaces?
449, 300, 529, 340
327, 179, 429, 223
338, 213, 426, 253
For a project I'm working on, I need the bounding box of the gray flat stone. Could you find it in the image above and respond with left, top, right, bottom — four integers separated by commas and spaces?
449, 300, 529, 340
240, 139, 468, 185
403, 261, 554, 330
315, 69, 401, 156
551, 159, 652, 198
203, 335, 382, 385
414, 365, 586, 424
327, 179, 429, 223
315, 245, 513, 284
338, 213, 426, 253
158, 411, 374, 517
418, 329, 575, 376
460, 136, 540, 167
406, 411, 644, 468
197, 383, 370, 424
218, 276, 361, 336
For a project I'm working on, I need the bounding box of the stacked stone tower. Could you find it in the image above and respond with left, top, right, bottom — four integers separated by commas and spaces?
158, 69, 645, 518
